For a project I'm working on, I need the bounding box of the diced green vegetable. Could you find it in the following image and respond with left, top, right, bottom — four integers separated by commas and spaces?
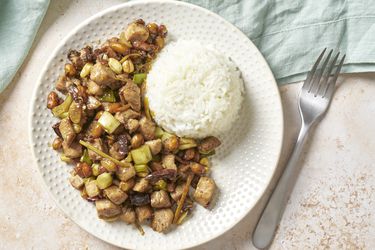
154, 127, 165, 139
80, 149, 92, 165
153, 179, 167, 191
79, 140, 130, 168
60, 112, 69, 119
133, 73, 147, 85
52, 94, 73, 118
131, 145, 152, 165
92, 163, 100, 176
99, 89, 116, 103
96, 173, 113, 189
80, 62, 93, 78
134, 164, 148, 173
178, 138, 197, 150
98, 111, 120, 134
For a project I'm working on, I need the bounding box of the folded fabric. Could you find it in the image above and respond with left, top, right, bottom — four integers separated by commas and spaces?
185, 0, 375, 84
0, 0, 50, 93
1, 0, 375, 94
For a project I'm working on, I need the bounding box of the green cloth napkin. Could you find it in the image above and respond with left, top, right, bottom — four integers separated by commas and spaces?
0, 0, 49, 93
1, 0, 375, 93
185, 0, 375, 84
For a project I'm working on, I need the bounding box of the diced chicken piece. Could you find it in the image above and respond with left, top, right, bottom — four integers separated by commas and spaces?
162, 154, 177, 171
87, 80, 104, 96
139, 117, 155, 140
193, 177, 216, 208
135, 205, 153, 223
170, 183, 184, 202
67, 49, 84, 69
120, 206, 136, 224
151, 190, 172, 208
151, 208, 174, 233
132, 178, 150, 193
69, 175, 84, 189
88, 138, 106, 161
103, 185, 128, 205
198, 136, 221, 153
126, 118, 139, 133
145, 139, 162, 155
95, 199, 122, 219
85, 181, 100, 197
62, 141, 82, 158
56, 75, 68, 93
115, 109, 140, 124
116, 165, 136, 181
59, 118, 75, 146
119, 178, 135, 192
120, 81, 141, 111
90, 63, 117, 86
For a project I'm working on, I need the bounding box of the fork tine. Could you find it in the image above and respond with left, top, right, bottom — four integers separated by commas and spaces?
313, 50, 333, 95
323, 54, 346, 98
318, 52, 340, 96
302, 48, 326, 90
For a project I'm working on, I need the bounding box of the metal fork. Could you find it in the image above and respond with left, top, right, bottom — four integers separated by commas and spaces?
252, 49, 346, 249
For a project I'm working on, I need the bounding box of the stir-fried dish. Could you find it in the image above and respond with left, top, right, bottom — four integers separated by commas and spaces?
47, 19, 221, 234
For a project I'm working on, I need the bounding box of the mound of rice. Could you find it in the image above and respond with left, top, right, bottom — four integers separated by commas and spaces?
146, 40, 244, 138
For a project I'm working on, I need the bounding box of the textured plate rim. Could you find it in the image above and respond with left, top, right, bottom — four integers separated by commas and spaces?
29, 0, 284, 249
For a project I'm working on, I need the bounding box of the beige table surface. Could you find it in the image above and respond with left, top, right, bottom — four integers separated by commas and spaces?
1, 1, 374, 249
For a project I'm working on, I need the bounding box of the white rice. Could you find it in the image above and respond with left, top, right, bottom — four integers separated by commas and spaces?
146, 40, 244, 138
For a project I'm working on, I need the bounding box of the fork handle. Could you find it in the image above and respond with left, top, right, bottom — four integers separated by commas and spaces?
252, 123, 311, 249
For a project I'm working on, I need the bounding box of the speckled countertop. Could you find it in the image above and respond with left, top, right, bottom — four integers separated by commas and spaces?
1, 1, 374, 249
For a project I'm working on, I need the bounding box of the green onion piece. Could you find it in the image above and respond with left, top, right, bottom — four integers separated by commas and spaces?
52, 94, 73, 118
154, 127, 165, 139
179, 138, 197, 150
131, 145, 152, 165
200, 150, 216, 157
60, 154, 72, 163
80, 149, 92, 165
96, 173, 113, 189
133, 73, 147, 85
177, 211, 188, 225
92, 163, 100, 176
123, 154, 132, 163
135, 219, 145, 236
79, 140, 130, 168
173, 173, 193, 224
144, 97, 152, 120
153, 179, 167, 191
98, 111, 120, 134
161, 132, 173, 142
99, 89, 116, 103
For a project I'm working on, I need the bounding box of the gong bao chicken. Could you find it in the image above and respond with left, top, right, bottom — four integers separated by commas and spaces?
47, 19, 221, 234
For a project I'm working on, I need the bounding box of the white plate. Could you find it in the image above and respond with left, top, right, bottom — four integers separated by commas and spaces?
29, 1, 284, 249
